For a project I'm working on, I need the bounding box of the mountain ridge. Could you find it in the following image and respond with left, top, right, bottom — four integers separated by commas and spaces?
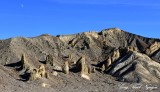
0, 28, 160, 91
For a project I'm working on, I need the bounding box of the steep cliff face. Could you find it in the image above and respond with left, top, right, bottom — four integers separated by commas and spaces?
0, 28, 160, 86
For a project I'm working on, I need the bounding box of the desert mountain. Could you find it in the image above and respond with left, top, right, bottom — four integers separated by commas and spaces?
0, 28, 160, 91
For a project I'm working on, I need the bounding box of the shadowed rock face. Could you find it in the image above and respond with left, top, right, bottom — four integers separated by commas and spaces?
0, 28, 160, 85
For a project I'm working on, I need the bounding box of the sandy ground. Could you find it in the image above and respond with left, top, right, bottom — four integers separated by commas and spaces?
0, 65, 160, 92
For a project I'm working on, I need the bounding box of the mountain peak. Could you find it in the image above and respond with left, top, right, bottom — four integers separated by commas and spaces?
102, 28, 123, 33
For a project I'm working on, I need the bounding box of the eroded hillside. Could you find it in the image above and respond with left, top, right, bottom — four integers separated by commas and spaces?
0, 28, 160, 92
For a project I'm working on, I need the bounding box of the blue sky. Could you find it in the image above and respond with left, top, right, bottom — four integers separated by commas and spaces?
0, 0, 160, 39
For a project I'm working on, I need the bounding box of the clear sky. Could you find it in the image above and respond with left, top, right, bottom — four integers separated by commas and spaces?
0, 0, 160, 39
